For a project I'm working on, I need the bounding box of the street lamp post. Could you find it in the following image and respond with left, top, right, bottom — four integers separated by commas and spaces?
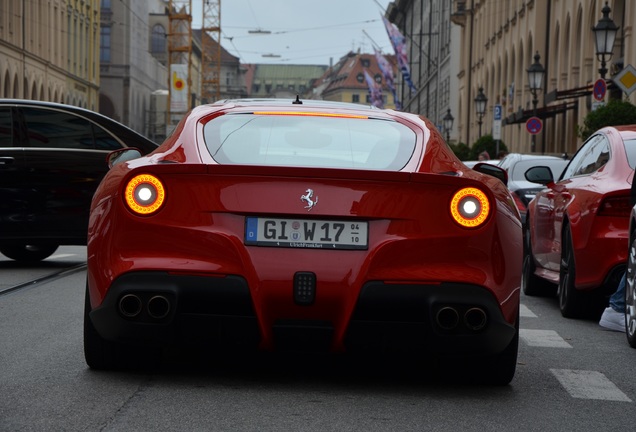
527, 52, 545, 153
474, 87, 487, 139
593, 2, 619, 80
443, 109, 454, 142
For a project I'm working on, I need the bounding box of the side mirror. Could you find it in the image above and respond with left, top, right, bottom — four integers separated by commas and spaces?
107, 148, 142, 168
473, 162, 508, 185
525, 166, 554, 185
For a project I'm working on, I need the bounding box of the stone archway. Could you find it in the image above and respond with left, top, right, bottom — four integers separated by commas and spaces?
99, 93, 117, 121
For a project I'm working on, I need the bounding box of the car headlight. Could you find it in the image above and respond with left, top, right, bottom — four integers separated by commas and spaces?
450, 187, 490, 228
124, 174, 165, 215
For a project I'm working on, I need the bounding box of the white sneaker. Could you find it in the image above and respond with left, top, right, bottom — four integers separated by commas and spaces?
599, 307, 625, 332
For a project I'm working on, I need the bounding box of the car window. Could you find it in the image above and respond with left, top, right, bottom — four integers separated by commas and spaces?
92, 124, 124, 151
561, 134, 609, 179
21, 107, 95, 150
511, 159, 568, 182
623, 139, 636, 169
0, 107, 12, 147
203, 112, 417, 171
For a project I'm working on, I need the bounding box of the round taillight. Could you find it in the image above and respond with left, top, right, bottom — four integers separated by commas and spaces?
124, 174, 165, 215
450, 187, 490, 228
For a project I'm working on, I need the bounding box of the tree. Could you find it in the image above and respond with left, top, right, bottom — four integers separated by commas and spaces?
449, 142, 472, 161
578, 99, 636, 141
470, 134, 508, 160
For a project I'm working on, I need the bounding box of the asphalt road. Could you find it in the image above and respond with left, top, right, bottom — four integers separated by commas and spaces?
1, 247, 635, 431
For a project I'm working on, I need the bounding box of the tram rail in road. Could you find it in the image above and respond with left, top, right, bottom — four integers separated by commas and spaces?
0, 246, 88, 296
0, 262, 86, 296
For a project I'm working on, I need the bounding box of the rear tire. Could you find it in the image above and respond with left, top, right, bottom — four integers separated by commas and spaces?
625, 238, 636, 347
83, 283, 161, 370
558, 226, 585, 318
84, 284, 120, 370
442, 310, 520, 386
481, 309, 519, 386
0, 244, 58, 262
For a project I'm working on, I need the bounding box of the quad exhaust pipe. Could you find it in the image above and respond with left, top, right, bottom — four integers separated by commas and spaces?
119, 294, 143, 318
118, 293, 172, 320
436, 307, 460, 331
435, 306, 488, 332
464, 307, 488, 331
147, 295, 171, 319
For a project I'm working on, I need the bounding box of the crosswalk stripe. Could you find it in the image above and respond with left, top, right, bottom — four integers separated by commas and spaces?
520, 304, 537, 318
520, 329, 572, 348
550, 369, 632, 402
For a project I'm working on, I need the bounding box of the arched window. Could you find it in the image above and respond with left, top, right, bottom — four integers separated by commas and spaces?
151, 24, 167, 53
3, 71, 9, 98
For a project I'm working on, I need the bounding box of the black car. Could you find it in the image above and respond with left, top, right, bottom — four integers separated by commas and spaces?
0, 99, 158, 261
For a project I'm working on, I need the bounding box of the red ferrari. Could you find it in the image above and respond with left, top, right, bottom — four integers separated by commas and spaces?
523, 125, 636, 318
84, 98, 521, 384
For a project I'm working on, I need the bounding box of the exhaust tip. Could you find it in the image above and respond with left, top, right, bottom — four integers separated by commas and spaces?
464, 307, 488, 331
436, 307, 460, 330
147, 295, 171, 319
119, 294, 142, 318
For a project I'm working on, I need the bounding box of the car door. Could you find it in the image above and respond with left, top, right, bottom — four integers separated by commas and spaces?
533, 134, 609, 271
0, 106, 27, 240
19, 106, 124, 243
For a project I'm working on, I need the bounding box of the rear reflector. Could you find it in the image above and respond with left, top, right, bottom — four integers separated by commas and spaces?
512, 191, 527, 213
598, 196, 631, 217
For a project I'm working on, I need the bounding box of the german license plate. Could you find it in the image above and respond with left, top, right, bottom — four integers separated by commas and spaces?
245, 217, 368, 250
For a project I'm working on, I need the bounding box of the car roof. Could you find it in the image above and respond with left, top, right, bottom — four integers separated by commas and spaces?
0, 98, 158, 151
501, 153, 566, 161
1, 98, 112, 118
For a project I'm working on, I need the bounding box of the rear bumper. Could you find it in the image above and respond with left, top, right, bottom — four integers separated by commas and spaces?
89, 272, 260, 349
345, 282, 516, 355
89, 271, 517, 356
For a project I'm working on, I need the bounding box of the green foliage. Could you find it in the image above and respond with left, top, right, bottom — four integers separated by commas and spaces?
578, 99, 636, 141
449, 142, 471, 161
470, 134, 508, 160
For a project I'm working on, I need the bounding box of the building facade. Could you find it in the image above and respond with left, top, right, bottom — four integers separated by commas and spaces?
247, 64, 328, 100
386, 0, 460, 141
0, 0, 101, 109
450, 0, 636, 154
99, 0, 168, 138
312, 51, 398, 110
193, 29, 248, 103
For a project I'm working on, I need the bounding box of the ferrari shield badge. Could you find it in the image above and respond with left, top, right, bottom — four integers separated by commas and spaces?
300, 188, 318, 211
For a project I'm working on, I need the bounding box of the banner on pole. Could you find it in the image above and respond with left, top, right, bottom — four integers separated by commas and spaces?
170, 64, 189, 112
381, 16, 417, 94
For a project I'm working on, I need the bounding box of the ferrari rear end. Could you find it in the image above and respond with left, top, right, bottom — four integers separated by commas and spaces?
84, 99, 521, 384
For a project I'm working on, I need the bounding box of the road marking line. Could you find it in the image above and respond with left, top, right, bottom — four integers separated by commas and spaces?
550, 369, 632, 402
520, 304, 537, 318
520, 329, 572, 348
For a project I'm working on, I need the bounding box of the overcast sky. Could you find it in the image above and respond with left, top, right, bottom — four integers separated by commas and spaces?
192, 0, 393, 66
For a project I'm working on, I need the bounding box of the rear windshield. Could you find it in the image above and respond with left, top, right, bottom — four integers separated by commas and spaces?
203, 112, 417, 170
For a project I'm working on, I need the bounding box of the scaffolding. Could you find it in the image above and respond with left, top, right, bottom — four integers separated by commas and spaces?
201, 0, 222, 103
168, 0, 192, 128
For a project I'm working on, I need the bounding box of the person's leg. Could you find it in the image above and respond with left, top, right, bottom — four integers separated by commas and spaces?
599, 272, 626, 332
609, 273, 626, 313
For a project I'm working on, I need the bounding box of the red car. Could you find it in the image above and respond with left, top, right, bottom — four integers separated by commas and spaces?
523, 125, 636, 318
84, 98, 521, 384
